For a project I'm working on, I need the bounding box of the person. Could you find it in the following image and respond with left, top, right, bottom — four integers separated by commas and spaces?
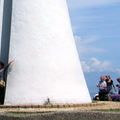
96, 76, 107, 101
0, 60, 14, 104
116, 78, 120, 94
105, 75, 116, 94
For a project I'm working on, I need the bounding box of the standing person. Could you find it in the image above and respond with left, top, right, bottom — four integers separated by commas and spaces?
96, 76, 107, 101
0, 60, 14, 104
116, 78, 120, 94
105, 75, 116, 94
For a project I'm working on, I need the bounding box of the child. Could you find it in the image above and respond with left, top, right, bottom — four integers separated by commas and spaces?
116, 78, 120, 94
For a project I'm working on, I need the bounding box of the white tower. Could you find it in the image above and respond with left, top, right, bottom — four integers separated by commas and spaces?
5, 0, 91, 105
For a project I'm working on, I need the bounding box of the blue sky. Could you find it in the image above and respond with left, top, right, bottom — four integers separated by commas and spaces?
67, 0, 120, 74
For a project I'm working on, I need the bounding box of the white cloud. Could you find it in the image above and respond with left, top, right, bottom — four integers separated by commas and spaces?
67, 0, 120, 9
81, 57, 112, 73
115, 68, 120, 74
74, 35, 106, 55
74, 35, 82, 42
80, 35, 101, 44
81, 57, 120, 74
81, 61, 91, 73
74, 35, 101, 45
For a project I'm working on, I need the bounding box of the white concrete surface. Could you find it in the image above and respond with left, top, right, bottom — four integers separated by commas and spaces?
5, 0, 91, 105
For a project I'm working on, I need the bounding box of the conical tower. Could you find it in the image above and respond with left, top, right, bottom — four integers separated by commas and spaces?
5, 0, 91, 105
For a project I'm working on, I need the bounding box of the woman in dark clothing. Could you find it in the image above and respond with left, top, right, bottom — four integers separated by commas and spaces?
0, 60, 14, 104
105, 75, 116, 94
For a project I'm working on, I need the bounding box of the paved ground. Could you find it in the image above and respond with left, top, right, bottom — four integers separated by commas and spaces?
0, 101, 120, 120
0, 111, 120, 120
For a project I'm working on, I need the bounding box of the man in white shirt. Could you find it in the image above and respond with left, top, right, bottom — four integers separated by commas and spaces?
97, 76, 107, 101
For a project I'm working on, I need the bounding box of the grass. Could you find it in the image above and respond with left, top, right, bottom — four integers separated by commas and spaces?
98, 110, 120, 112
